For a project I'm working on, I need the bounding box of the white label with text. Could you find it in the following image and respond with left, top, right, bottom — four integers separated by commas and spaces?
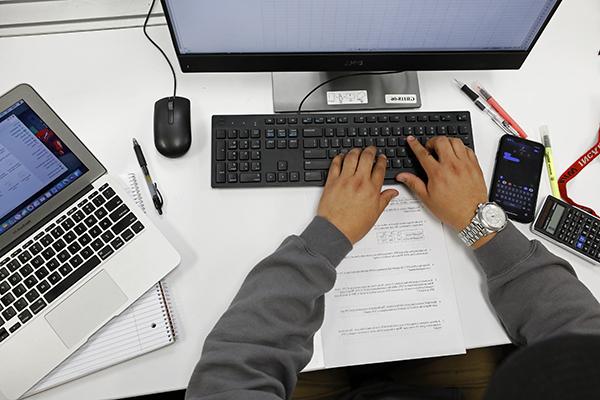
326, 90, 369, 105
385, 94, 418, 104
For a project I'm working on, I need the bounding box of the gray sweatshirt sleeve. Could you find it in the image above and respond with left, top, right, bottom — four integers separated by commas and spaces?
474, 222, 600, 345
185, 216, 352, 400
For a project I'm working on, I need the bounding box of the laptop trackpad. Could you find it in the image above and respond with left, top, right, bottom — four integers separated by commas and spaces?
45, 270, 127, 348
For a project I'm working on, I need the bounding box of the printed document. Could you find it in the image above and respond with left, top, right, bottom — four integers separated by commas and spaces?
305, 187, 465, 370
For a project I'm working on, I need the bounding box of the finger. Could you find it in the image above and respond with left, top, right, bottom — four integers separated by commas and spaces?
407, 136, 438, 175
356, 146, 377, 176
396, 172, 428, 201
449, 138, 468, 160
340, 148, 361, 177
466, 147, 478, 163
371, 153, 388, 187
379, 189, 399, 213
425, 136, 455, 162
325, 154, 343, 185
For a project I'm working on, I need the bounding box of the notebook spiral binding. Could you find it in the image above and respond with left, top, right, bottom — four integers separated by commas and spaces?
158, 281, 178, 341
127, 172, 147, 214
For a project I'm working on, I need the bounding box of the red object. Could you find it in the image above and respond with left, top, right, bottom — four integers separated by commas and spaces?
485, 97, 528, 139
557, 126, 600, 217
35, 128, 66, 156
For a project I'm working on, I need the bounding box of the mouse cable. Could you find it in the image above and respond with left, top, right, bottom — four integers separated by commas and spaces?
296, 70, 402, 114
143, 0, 177, 99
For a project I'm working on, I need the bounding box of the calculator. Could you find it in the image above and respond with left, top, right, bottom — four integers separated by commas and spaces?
532, 196, 600, 265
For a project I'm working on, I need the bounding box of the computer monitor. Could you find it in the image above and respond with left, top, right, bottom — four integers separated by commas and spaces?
161, 0, 561, 111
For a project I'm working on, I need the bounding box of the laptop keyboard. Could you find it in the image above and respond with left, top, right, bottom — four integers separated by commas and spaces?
0, 183, 145, 343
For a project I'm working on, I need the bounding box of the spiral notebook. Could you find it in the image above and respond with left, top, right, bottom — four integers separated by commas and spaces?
24, 173, 176, 397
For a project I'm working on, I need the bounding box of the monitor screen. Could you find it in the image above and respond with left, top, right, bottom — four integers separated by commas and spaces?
165, 0, 559, 54
0, 100, 88, 236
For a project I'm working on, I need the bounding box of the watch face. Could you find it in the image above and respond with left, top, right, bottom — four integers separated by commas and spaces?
480, 203, 507, 230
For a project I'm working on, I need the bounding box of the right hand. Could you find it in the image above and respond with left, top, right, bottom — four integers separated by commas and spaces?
395, 136, 489, 233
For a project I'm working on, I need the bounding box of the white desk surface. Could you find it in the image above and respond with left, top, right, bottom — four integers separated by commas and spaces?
0, 0, 599, 398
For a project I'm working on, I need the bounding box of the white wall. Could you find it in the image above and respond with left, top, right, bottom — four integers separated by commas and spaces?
0, 0, 164, 37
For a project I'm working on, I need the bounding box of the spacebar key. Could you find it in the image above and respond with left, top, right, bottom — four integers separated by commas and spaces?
44, 256, 101, 303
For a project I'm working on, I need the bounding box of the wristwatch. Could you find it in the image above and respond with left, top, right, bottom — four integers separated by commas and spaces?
458, 202, 508, 247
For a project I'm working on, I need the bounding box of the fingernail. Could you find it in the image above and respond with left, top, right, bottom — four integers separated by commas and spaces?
407, 135, 415, 142
396, 174, 405, 183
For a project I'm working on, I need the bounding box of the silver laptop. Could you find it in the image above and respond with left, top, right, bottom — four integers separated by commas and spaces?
0, 84, 181, 400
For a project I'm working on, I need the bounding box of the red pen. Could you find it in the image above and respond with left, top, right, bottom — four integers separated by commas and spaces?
477, 84, 528, 139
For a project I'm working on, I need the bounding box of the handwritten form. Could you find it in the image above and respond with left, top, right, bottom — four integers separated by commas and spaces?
305, 188, 465, 370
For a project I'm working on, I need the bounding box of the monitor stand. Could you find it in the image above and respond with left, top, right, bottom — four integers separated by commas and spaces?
272, 71, 421, 113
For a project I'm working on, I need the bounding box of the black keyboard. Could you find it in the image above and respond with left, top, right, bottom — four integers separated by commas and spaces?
211, 112, 474, 188
0, 183, 145, 343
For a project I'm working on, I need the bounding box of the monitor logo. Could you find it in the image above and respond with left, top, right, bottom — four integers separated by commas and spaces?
344, 60, 365, 67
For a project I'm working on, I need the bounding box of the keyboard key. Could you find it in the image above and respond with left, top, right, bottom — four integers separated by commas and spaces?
111, 237, 125, 250
24, 275, 38, 289
29, 243, 43, 255
305, 172, 323, 182
36, 280, 51, 294
13, 284, 25, 297
30, 256, 44, 269
91, 239, 104, 251
48, 272, 61, 285
7, 260, 20, 272
121, 229, 135, 242
18, 310, 32, 324
8, 273, 22, 286
131, 221, 145, 234
30, 299, 47, 315
104, 196, 123, 212
0, 282, 9, 295
59, 265, 72, 277
18, 251, 32, 264
2, 307, 15, 321
1, 293, 15, 307
240, 173, 262, 183
304, 149, 327, 159
25, 289, 39, 302
98, 246, 114, 260
9, 322, 21, 333
0, 328, 8, 343
14, 298, 28, 312
304, 160, 330, 170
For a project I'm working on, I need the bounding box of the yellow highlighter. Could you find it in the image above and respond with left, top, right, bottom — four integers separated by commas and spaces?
539, 125, 561, 198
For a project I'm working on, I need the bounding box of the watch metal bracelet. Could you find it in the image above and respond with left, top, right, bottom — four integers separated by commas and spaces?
458, 219, 488, 247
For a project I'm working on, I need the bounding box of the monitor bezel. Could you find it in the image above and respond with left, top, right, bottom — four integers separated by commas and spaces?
0, 84, 106, 254
161, 0, 562, 73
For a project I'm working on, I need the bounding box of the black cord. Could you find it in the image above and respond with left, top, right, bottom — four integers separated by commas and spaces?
143, 0, 177, 99
296, 70, 402, 114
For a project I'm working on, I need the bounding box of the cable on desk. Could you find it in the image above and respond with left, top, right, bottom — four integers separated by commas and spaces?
143, 0, 177, 99
296, 70, 402, 114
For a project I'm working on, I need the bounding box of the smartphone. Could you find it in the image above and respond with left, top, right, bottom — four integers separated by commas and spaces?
490, 135, 545, 223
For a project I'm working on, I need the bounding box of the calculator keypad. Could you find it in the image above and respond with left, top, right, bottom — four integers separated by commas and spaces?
557, 209, 600, 260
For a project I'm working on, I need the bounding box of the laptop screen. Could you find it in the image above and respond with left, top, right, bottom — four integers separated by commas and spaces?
0, 100, 88, 237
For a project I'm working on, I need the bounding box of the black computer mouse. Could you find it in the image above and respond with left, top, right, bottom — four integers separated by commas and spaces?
154, 96, 192, 158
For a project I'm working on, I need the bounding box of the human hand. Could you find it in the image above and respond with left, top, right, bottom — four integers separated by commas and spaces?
318, 147, 399, 245
395, 136, 489, 240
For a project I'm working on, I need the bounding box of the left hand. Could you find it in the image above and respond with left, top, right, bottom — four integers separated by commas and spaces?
318, 147, 399, 245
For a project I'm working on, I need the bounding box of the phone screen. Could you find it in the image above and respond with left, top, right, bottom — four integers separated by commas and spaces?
490, 135, 545, 223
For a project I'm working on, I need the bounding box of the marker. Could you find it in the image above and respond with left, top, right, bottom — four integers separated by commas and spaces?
477, 84, 528, 138
540, 126, 561, 198
453, 79, 516, 137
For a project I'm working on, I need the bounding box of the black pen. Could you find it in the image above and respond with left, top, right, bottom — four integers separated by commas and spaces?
133, 138, 164, 215
453, 79, 517, 136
